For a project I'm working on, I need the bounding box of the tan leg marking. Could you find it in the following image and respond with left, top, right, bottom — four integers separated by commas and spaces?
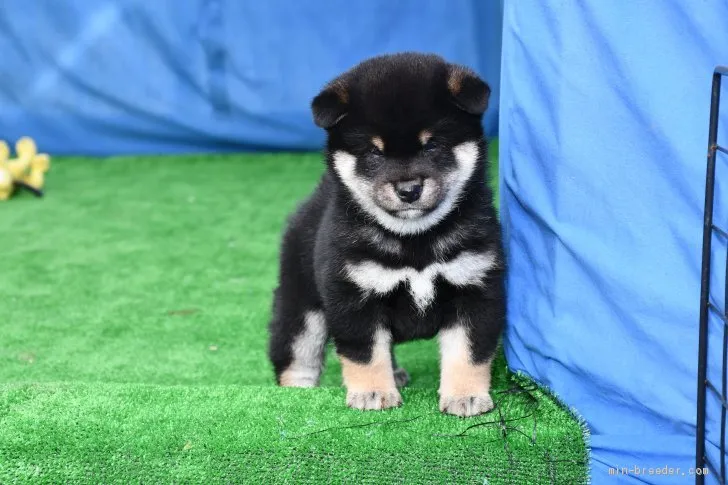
438, 325, 494, 417
279, 311, 327, 387
339, 328, 401, 410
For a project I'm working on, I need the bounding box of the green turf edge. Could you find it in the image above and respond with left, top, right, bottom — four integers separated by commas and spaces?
511, 370, 592, 484
0, 378, 588, 484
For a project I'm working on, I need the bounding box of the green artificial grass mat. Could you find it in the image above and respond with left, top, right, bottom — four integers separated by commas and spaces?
0, 141, 588, 484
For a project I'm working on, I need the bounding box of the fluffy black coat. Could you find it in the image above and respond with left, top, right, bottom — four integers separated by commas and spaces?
268, 53, 504, 402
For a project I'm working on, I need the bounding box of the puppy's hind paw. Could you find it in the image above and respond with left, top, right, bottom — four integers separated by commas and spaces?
347, 389, 402, 411
439, 393, 494, 417
393, 367, 410, 388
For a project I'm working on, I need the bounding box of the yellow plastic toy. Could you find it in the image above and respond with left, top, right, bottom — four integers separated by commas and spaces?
0, 137, 51, 200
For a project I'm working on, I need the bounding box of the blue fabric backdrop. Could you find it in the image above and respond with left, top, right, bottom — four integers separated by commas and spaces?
0, 0, 502, 155
500, 1, 728, 483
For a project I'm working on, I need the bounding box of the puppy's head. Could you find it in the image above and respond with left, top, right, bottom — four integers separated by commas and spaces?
312, 53, 490, 235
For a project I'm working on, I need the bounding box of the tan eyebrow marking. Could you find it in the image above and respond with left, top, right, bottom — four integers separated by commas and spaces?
371, 136, 385, 152
419, 130, 433, 145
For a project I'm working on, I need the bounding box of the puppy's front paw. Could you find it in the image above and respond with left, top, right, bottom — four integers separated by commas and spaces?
439, 393, 494, 417
347, 389, 402, 411
393, 367, 410, 388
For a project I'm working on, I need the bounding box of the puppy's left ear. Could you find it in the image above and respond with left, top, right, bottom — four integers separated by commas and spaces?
311, 79, 349, 129
447, 65, 490, 115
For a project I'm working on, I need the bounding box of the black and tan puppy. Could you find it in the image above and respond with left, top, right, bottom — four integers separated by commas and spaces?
268, 53, 504, 417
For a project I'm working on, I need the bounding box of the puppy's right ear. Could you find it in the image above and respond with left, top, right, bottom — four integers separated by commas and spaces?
311, 79, 349, 129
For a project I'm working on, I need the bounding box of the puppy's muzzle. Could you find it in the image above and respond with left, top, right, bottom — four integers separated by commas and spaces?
372, 171, 444, 217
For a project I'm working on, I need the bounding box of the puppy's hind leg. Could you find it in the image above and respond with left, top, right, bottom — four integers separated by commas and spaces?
391, 350, 410, 388
269, 294, 328, 387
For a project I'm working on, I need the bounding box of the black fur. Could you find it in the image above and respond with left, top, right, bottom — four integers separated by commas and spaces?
268, 53, 504, 383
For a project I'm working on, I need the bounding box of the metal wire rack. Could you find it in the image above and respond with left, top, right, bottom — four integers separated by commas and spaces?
697, 65, 728, 485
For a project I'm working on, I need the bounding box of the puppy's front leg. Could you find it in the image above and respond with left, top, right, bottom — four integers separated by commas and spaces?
438, 325, 494, 417
336, 327, 401, 411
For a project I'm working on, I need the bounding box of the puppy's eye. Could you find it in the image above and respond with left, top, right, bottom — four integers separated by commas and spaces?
423, 139, 437, 152
369, 145, 384, 156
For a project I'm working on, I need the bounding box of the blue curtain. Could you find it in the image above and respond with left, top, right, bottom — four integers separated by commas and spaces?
500, 1, 728, 482
0, 0, 502, 155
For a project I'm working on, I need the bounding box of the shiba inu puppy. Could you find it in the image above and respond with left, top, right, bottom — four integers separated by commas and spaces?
269, 53, 504, 417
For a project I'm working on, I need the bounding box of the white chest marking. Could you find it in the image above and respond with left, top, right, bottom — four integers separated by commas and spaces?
345, 251, 497, 312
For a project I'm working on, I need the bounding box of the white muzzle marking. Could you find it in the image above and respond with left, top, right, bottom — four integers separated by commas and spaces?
332, 141, 480, 235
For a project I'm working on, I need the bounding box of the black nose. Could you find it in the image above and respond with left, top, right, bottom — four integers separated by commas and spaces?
394, 179, 423, 203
